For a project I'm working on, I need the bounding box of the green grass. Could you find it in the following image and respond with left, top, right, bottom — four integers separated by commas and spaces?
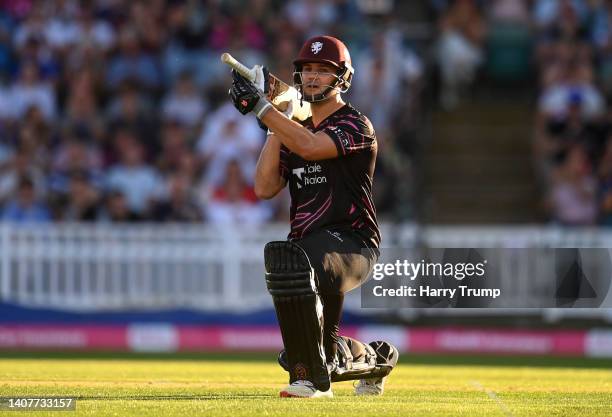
0, 352, 610, 416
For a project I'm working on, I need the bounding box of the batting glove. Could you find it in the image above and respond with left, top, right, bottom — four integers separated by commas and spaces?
253, 65, 270, 95
257, 95, 294, 132
229, 70, 272, 118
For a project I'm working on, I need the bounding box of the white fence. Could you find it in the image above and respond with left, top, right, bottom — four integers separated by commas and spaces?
0, 223, 290, 311
0, 223, 611, 321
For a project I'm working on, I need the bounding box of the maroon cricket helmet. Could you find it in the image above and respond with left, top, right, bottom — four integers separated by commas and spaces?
293, 35, 354, 102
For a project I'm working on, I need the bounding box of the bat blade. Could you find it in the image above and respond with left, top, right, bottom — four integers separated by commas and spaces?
268, 79, 311, 122
221, 52, 311, 121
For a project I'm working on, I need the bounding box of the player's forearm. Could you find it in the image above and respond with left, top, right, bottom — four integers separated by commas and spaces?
261, 108, 318, 160
254, 133, 285, 200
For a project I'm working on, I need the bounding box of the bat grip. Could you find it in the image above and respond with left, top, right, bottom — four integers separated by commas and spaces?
221, 53, 256, 82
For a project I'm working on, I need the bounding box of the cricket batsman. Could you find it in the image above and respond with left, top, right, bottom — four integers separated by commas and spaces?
227, 35, 399, 398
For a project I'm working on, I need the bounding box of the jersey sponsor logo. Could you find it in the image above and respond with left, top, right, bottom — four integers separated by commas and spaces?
292, 164, 327, 189
311, 41, 323, 54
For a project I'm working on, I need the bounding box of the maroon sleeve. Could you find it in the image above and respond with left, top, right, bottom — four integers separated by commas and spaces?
279, 144, 290, 180
322, 115, 376, 157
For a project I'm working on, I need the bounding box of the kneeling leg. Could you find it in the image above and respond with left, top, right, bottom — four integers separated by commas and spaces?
264, 241, 330, 391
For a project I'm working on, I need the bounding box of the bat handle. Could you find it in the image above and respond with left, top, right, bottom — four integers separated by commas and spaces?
220, 52, 256, 82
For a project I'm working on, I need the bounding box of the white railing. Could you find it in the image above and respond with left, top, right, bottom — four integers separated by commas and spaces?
0, 223, 610, 320
0, 223, 290, 311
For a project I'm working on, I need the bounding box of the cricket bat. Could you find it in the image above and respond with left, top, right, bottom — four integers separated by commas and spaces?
221, 52, 311, 122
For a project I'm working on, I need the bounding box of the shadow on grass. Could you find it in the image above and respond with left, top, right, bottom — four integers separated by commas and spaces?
0, 351, 611, 369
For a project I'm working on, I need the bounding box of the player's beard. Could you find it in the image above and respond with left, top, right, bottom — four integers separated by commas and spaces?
296, 71, 342, 103
302, 84, 341, 105
308, 90, 340, 110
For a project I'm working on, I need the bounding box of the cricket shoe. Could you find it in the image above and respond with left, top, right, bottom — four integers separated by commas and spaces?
354, 376, 387, 396
280, 380, 333, 398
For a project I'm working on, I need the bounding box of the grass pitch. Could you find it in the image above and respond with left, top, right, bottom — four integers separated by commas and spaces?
0, 352, 610, 417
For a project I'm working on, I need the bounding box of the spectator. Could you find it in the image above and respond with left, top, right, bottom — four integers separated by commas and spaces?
533, 0, 589, 34
488, 0, 530, 24
205, 159, 271, 225
196, 102, 262, 186
62, 171, 99, 222
151, 173, 202, 222
353, 28, 423, 140
268, 35, 299, 87
176, 152, 202, 187
44, 1, 80, 53
106, 26, 161, 92
163, 0, 213, 87
105, 136, 163, 215
436, 0, 487, 109
156, 119, 190, 175
1, 176, 51, 223
591, 0, 612, 98
13, 6, 47, 50
598, 138, 612, 225
74, 4, 116, 52
0, 150, 46, 205
549, 146, 597, 225
10, 61, 56, 120
284, 0, 338, 37
538, 62, 605, 121
62, 68, 105, 142
161, 71, 207, 129
106, 82, 158, 155
16, 107, 52, 166
98, 190, 142, 223
128, 0, 166, 52
49, 136, 103, 194
14, 35, 59, 82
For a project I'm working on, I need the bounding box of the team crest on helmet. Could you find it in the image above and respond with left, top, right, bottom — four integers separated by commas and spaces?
311, 41, 323, 54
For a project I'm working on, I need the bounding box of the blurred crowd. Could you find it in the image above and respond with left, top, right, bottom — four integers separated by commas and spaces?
0, 0, 424, 226
432, 0, 612, 226
531, 0, 612, 226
